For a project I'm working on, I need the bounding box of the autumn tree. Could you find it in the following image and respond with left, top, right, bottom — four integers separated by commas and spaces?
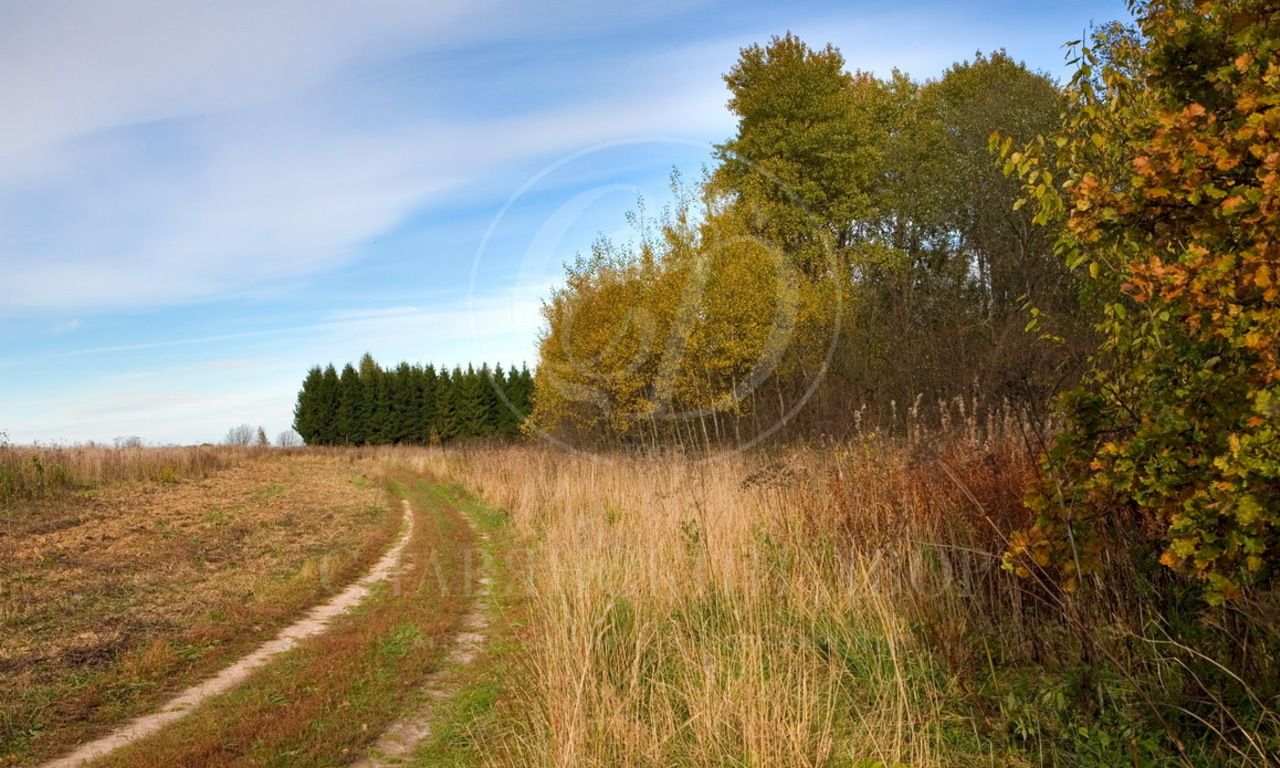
872, 52, 1083, 413
714, 33, 882, 273
531, 36, 1080, 446
532, 237, 670, 443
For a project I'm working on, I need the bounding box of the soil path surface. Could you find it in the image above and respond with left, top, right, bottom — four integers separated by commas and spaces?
39, 499, 418, 768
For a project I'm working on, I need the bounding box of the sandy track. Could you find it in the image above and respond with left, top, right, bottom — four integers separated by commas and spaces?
39, 499, 417, 768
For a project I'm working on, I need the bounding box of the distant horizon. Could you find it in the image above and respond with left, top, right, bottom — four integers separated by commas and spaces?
0, 0, 1130, 445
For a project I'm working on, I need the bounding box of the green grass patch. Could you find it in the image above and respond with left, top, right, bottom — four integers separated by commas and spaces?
408, 484, 518, 768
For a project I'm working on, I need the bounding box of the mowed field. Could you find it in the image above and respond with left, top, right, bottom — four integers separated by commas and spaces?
0, 451, 400, 765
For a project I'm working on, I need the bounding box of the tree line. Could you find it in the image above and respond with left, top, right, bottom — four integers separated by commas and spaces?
288, 1, 1277, 598
530, 43, 1092, 449
293, 353, 533, 445
531, 5, 1279, 598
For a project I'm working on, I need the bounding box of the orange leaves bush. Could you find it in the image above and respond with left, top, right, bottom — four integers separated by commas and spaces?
1001, 0, 1280, 602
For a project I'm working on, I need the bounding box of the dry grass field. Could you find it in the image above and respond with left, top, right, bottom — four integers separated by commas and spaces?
2, 434, 1274, 768
4, 2, 1277, 765
0, 450, 398, 765
416, 419, 1278, 767
417, 435, 1032, 766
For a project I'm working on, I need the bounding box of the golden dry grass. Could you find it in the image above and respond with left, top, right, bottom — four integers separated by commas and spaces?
0, 444, 234, 504
416, 438, 1023, 767
412, 421, 1276, 767
0, 451, 397, 766
5, 435, 1270, 767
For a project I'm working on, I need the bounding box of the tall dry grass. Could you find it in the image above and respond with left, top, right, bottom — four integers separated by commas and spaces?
414, 399, 1276, 766
0, 443, 236, 504
408, 405, 1031, 766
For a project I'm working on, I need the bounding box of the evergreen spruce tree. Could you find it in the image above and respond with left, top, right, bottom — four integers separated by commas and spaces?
296, 357, 531, 445
492, 364, 519, 438
371, 369, 393, 444
390, 362, 416, 443
509, 363, 534, 434
477, 363, 502, 437
434, 367, 459, 443
356, 353, 388, 444
293, 366, 323, 444
335, 363, 366, 445
318, 365, 340, 445
420, 364, 438, 442
455, 364, 486, 438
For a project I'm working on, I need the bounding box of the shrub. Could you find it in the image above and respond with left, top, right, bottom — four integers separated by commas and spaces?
1001, 1, 1280, 601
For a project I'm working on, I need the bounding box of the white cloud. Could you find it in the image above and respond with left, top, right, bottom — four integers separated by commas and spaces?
0, 1, 734, 312
0, 0, 710, 172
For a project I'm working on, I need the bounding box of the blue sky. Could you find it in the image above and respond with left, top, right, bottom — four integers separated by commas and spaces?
0, 0, 1129, 445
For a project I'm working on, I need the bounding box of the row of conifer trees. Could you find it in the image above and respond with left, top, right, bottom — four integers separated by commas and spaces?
293, 353, 532, 446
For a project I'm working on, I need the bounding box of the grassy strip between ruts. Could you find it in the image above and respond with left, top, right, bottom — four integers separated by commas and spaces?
406, 484, 520, 768
90, 470, 477, 768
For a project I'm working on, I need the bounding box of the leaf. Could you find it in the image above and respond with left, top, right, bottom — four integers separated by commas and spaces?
1221, 195, 1250, 215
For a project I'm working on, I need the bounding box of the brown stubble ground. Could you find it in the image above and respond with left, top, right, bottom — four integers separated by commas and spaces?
93, 472, 476, 768
0, 453, 399, 766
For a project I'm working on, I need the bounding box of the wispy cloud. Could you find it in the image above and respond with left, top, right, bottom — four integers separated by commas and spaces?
0, 0, 730, 313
